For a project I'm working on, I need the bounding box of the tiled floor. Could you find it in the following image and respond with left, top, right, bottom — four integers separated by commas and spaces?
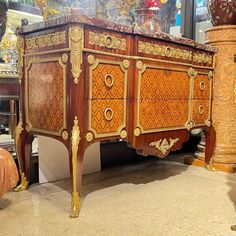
1, 156, 236, 236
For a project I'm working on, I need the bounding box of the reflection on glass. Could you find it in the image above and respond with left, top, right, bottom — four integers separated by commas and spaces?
79, 0, 182, 36
158, 0, 182, 36
195, 0, 212, 43
135, 0, 182, 35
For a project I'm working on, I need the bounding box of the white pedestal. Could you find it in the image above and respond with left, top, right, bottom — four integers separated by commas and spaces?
38, 136, 101, 184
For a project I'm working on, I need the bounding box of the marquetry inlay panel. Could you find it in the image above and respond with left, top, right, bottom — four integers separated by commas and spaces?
91, 99, 124, 134
91, 63, 125, 99
139, 100, 189, 130
193, 74, 211, 100
192, 100, 210, 125
26, 31, 66, 49
28, 62, 64, 132
140, 69, 190, 99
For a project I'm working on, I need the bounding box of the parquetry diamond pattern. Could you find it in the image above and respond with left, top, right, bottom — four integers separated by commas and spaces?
28, 62, 64, 132
140, 69, 190, 100
193, 74, 210, 100
192, 100, 209, 124
91, 99, 124, 134
92, 63, 125, 99
139, 100, 189, 129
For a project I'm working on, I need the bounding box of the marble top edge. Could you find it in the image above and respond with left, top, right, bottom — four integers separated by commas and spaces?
18, 12, 216, 53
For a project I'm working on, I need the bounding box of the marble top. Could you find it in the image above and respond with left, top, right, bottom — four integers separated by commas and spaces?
18, 10, 216, 53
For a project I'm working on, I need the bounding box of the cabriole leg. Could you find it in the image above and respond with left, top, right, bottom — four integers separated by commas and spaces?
14, 111, 28, 191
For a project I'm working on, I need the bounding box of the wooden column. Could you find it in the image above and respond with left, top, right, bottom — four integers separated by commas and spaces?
185, 26, 236, 172
205, 26, 236, 172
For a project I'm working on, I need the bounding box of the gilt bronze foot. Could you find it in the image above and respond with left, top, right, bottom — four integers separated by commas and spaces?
70, 191, 80, 218
14, 172, 29, 192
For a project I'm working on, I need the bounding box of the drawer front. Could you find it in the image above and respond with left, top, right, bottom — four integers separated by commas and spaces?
85, 28, 130, 55
138, 99, 189, 131
193, 74, 211, 100
137, 38, 193, 64
87, 55, 129, 99
88, 99, 126, 138
138, 65, 190, 100
192, 100, 210, 125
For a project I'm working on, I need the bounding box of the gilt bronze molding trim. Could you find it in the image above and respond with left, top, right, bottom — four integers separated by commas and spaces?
69, 26, 84, 84
89, 32, 126, 51
26, 31, 66, 50
149, 138, 180, 155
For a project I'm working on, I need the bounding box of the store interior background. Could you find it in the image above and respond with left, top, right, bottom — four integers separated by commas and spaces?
0, 0, 212, 184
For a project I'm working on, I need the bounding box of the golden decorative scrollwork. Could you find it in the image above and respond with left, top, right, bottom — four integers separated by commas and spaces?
69, 26, 84, 84
193, 52, 212, 65
138, 41, 192, 61
136, 61, 144, 70
61, 54, 68, 64
26, 31, 66, 50
70, 116, 81, 218
89, 32, 126, 51
149, 138, 179, 155
122, 60, 130, 69
26, 122, 32, 133
14, 111, 29, 191
185, 121, 194, 130
86, 132, 94, 142
87, 55, 96, 65
120, 130, 127, 139
188, 68, 197, 79
134, 127, 141, 136
61, 130, 68, 140
35, 0, 60, 20
17, 36, 24, 85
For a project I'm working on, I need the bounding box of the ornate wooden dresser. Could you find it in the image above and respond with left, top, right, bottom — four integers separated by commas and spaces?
15, 12, 216, 217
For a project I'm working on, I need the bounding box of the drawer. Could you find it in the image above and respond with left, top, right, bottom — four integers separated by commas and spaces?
193, 74, 211, 100
86, 55, 129, 99
192, 100, 210, 125
138, 99, 189, 131
138, 67, 190, 100
85, 28, 130, 55
89, 99, 126, 136
137, 38, 193, 64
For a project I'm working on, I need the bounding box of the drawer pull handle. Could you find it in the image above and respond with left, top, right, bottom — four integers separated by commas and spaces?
198, 105, 204, 115
200, 81, 205, 91
104, 108, 113, 121
104, 74, 114, 88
